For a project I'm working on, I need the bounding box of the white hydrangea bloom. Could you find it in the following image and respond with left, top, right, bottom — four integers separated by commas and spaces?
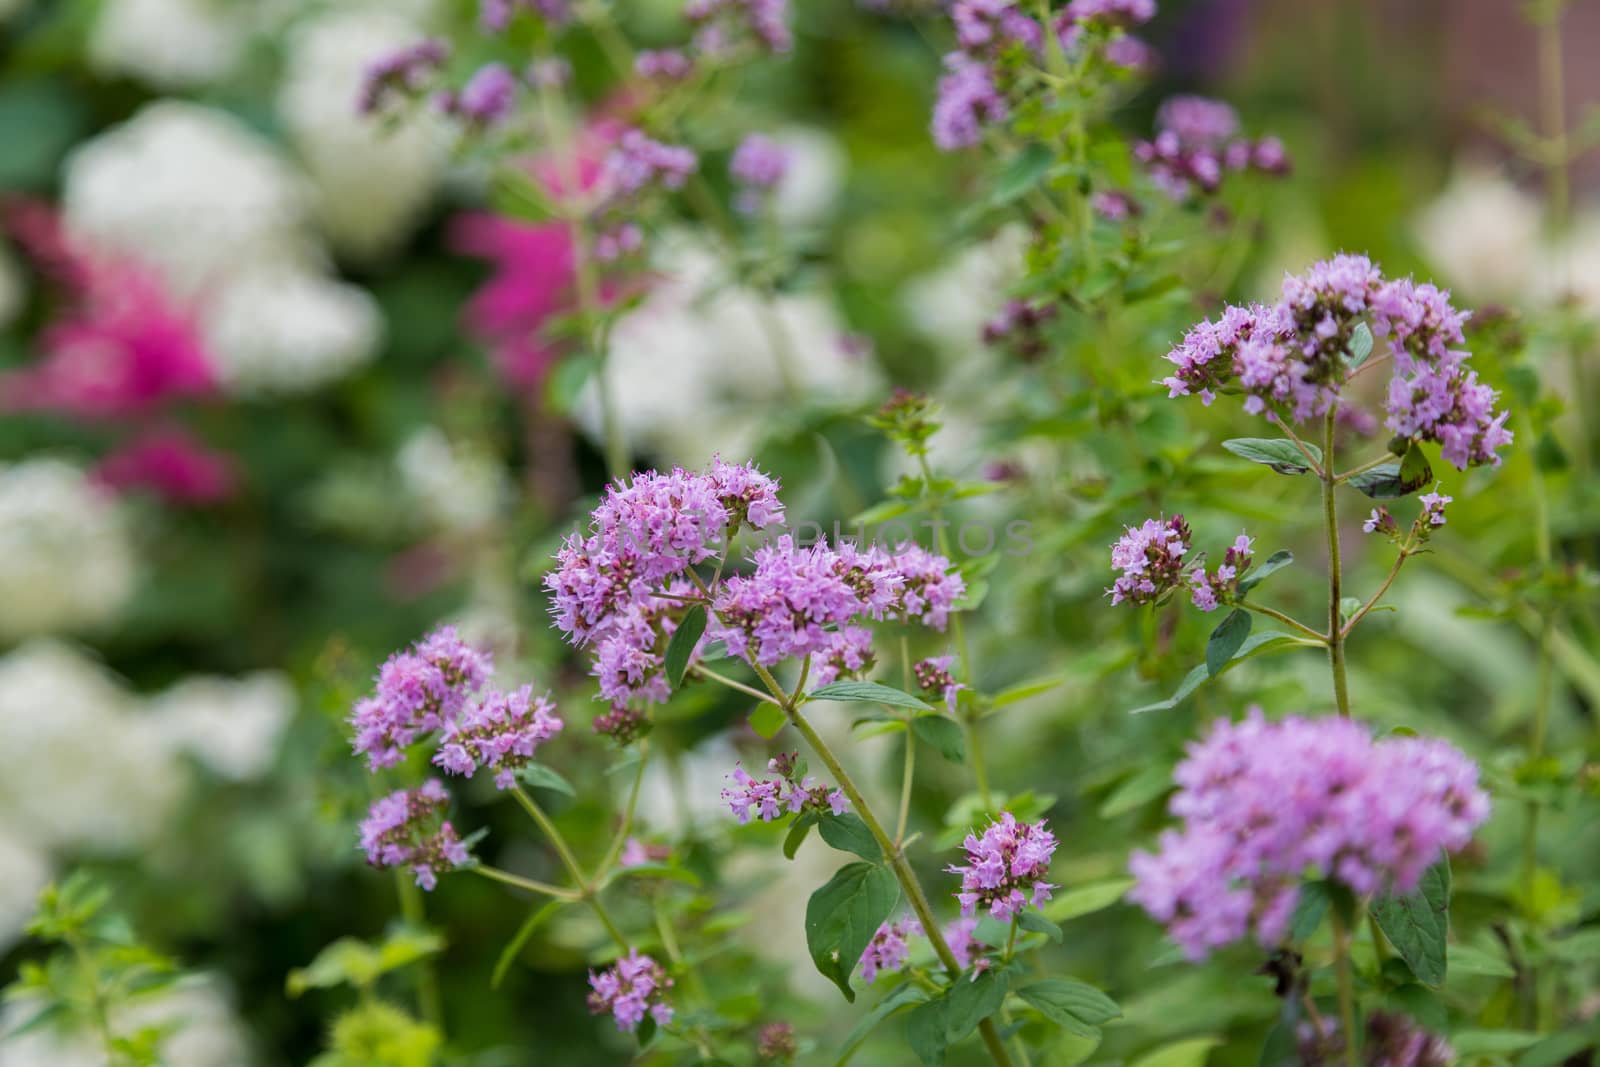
278, 7, 449, 260
1413, 163, 1543, 304
62, 101, 314, 299
0, 642, 184, 853
586, 233, 877, 462
203, 265, 381, 393
0, 237, 26, 330
88, 0, 246, 88
148, 672, 296, 782
1, 979, 251, 1067
397, 426, 509, 532
0, 460, 136, 641
0, 831, 51, 951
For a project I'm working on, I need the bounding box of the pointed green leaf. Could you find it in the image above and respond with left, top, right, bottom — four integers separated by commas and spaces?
749, 702, 788, 739
1221, 438, 1322, 475
818, 812, 882, 861
1372, 857, 1449, 988
1015, 978, 1121, 1037
809, 681, 933, 711
1018, 911, 1063, 943
834, 984, 930, 1066
519, 762, 576, 798
664, 605, 706, 689
1346, 322, 1374, 367
911, 715, 966, 763
1131, 633, 1306, 713
1044, 878, 1136, 922
783, 812, 819, 860
1238, 550, 1293, 594
805, 862, 899, 1001
1206, 609, 1252, 677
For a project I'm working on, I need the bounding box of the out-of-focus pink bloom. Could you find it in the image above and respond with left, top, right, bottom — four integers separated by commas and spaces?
2, 202, 215, 419
94, 427, 238, 506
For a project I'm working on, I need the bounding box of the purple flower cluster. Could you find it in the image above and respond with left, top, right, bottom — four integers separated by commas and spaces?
860, 916, 922, 982
951, 0, 1043, 55
1128, 711, 1490, 960
949, 812, 1058, 921
684, 0, 793, 55
932, 53, 1008, 151
359, 780, 471, 890
1161, 255, 1513, 467
1091, 189, 1139, 221
1062, 0, 1155, 26
943, 916, 984, 970
1135, 95, 1289, 201
434, 685, 564, 789
545, 461, 785, 711
605, 129, 699, 196
636, 49, 695, 81
479, 0, 569, 31
1190, 532, 1253, 613
915, 655, 965, 712
350, 626, 494, 770
1106, 515, 1191, 606
1417, 489, 1450, 528
982, 299, 1057, 360
711, 537, 964, 679
441, 63, 520, 127
358, 39, 450, 116
587, 949, 674, 1032
720, 756, 849, 824
730, 133, 790, 214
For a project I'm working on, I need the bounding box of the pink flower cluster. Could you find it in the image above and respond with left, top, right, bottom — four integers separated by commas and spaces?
636, 49, 695, 81
587, 950, 675, 1032
711, 537, 964, 682
943, 916, 984, 970
479, 0, 569, 32
860, 916, 922, 982
350, 626, 495, 770
442, 63, 520, 126
1128, 711, 1490, 960
1190, 532, 1253, 613
720, 756, 849, 824
685, 0, 792, 55
358, 38, 450, 115
1161, 255, 1513, 468
932, 53, 1009, 151
1135, 95, 1290, 201
914, 655, 965, 712
1106, 515, 1191, 606
434, 685, 564, 789
359, 780, 471, 890
1062, 0, 1155, 25
730, 133, 791, 214
93, 427, 237, 506
949, 812, 1058, 921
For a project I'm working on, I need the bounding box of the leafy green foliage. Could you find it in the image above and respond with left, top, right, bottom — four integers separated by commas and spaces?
805, 862, 900, 1001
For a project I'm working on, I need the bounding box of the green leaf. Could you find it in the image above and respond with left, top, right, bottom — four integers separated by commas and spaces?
990, 673, 1068, 707
1290, 882, 1331, 943
992, 142, 1055, 204
1018, 911, 1063, 943
942, 969, 1010, 1043
519, 763, 576, 798
749, 702, 788, 739
1131, 633, 1306, 713
1346, 322, 1374, 367
1098, 764, 1173, 818
1398, 442, 1434, 493
906, 998, 949, 1066
1130, 1036, 1224, 1067
490, 167, 557, 223
1045, 878, 1136, 922
911, 715, 966, 763
1371, 857, 1450, 988
809, 681, 933, 711
834, 985, 930, 1066
491, 901, 563, 989
818, 813, 882, 861
1221, 438, 1322, 475
664, 605, 706, 689
805, 862, 900, 1001
1347, 453, 1430, 499
1449, 943, 1515, 979
1238, 550, 1293, 594
783, 812, 819, 860
1015, 978, 1120, 1038
1205, 609, 1252, 677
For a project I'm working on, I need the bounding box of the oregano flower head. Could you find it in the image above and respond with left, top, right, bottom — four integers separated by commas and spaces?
359, 780, 471, 890
949, 812, 1058, 921
587, 949, 674, 1032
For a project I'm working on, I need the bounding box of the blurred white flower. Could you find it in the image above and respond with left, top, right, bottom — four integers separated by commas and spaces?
149, 672, 296, 782
0, 460, 136, 641
1543, 213, 1600, 312
88, 0, 246, 88
0, 831, 51, 952
63, 101, 314, 299
1413, 163, 1543, 304
278, 7, 449, 261
1, 979, 251, 1067
0, 642, 184, 854
203, 265, 381, 393
901, 224, 1026, 354
397, 426, 509, 532
769, 126, 846, 228
585, 233, 877, 463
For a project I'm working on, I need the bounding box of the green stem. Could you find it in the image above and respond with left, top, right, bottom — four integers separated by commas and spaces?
897, 728, 916, 844
1240, 601, 1327, 643
915, 453, 992, 809
1340, 551, 1410, 639
1331, 907, 1360, 1067
692, 663, 782, 705
66, 930, 120, 1065
394, 870, 446, 1030
509, 784, 630, 951
1321, 409, 1352, 717
597, 743, 651, 880
1331, 453, 1394, 485
474, 865, 580, 901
